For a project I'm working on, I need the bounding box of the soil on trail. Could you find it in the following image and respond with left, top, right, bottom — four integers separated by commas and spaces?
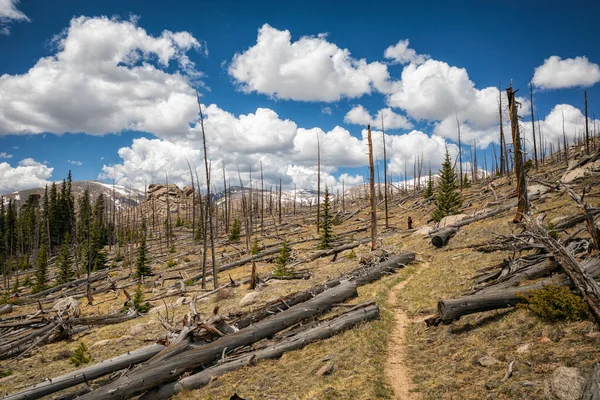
385, 265, 425, 400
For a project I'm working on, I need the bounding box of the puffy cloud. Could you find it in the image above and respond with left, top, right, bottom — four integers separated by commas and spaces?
99, 137, 201, 190
384, 39, 429, 65
532, 56, 600, 89
228, 24, 389, 102
386, 59, 530, 147
344, 105, 413, 130
321, 107, 332, 115
0, 152, 11, 158
286, 165, 364, 194
520, 104, 600, 153
0, 0, 29, 35
0, 16, 202, 137
0, 158, 53, 194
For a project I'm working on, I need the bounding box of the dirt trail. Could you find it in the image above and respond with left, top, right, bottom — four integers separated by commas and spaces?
385, 265, 426, 400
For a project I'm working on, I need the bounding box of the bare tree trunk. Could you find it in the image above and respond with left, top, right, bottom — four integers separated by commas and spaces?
317, 133, 321, 233
506, 83, 528, 222
585, 89, 590, 154
367, 125, 377, 250
456, 112, 463, 187
278, 178, 282, 225
499, 84, 509, 175
530, 82, 538, 168
260, 161, 264, 235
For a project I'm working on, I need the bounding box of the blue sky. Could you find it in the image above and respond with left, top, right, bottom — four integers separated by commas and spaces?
1, 0, 599, 194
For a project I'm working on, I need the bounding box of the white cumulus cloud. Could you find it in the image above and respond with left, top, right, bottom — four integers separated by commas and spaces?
0, 0, 29, 35
344, 105, 413, 130
532, 56, 600, 89
0, 152, 11, 158
0, 16, 203, 137
0, 158, 53, 194
384, 39, 429, 65
228, 24, 390, 102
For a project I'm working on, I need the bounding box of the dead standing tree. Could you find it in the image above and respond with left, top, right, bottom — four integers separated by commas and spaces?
382, 114, 389, 229
196, 91, 218, 289
506, 83, 528, 222
367, 124, 377, 250
317, 133, 321, 234
530, 82, 539, 169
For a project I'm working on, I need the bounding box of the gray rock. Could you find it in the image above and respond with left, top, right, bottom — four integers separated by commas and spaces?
316, 362, 335, 377
550, 367, 585, 400
239, 291, 261, 307
478, 355, 500, 367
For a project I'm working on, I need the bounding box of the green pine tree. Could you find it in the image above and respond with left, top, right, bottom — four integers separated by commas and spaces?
251, 237, 260, 255
432, 149, 463, 222
229, 217, 241, 242
34, 243, 48, 293
132, 283, 150, 313
273, 239, 292, 277
318, 186, 334, 250
135, 220, 151, 279
57, 233, 73, 284
424, 168, 434, 198
463, 173, 471, 188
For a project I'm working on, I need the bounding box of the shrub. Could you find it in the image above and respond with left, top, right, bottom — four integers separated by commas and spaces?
0, 370, 12, 378
346, 249, 357, 259
132, 283, 151, 313
166, 258, 177, 268
169, 243, 176, 254
229, 217, 241, 242
517, 285, 591, 322
524, 159, 534, 172
273, 240, 293, 277
69, 342, 91, 367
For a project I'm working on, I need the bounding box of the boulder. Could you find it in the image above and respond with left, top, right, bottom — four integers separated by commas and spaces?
478, 355, 500, 367
239, 291, 261, 307
550, 367, 585, 400
439, 214, 468, 228
527, 184, 551, 197
561, 167, 587, 184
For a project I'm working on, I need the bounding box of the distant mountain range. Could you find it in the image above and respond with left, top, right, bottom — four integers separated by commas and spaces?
2, 180, 145, 211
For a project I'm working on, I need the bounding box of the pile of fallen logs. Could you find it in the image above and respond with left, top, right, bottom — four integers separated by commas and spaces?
3, 251, 416, 400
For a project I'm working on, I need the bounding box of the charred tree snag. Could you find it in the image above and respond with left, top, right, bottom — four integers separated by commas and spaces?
141, 304, 381, 400
431, 227, 457, 248
367, 125, 377, 250
78, 282, 358, 399
506, 83, 528, 222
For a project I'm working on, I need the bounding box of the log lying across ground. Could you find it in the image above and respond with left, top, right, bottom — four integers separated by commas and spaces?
3, 344, 166, 400
426, 256, 600, 326
0, 304, 13, 315
25, 271, 109, 300
78, 281, 358, 400
234, 251, 416, 329
431, 227, 457, 248
142, 304, 381, 400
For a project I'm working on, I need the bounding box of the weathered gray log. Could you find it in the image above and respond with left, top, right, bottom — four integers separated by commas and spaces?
25, 271, 109, 299
141, 304, 380, 400
303, 240, 369, 263
234, 279, 341, 329
352, 252, 416, 286
0, 304, 13, 315
79, 281, 358, 400
528, 217, 600, 323
583, 362, 600, 400
554, 208, 600, 230
431, 257, 600, 325
473, 258, 559, 293
2, 344, 165, 400
67, 311, 139, 326
188, 246, 283, 282
431, 227, 457, 248
234, 251, 416, 329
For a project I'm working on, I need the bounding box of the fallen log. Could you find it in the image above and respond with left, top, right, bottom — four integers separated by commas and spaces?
301, 240, 369, 263
188, 246, 283, 282
528, 216, 600, 323
472, 257, 558, 293
0, 304, 13, 315
428, 257, 600, 325
234, 250, 416, 329
79, 281, 358, 399
431, 227, 457, 248
141, 304, 380, 400
25, 271, 109, 299
554, 208, 600, 230
2, 344, 165, 400
583, 362, 600, 400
